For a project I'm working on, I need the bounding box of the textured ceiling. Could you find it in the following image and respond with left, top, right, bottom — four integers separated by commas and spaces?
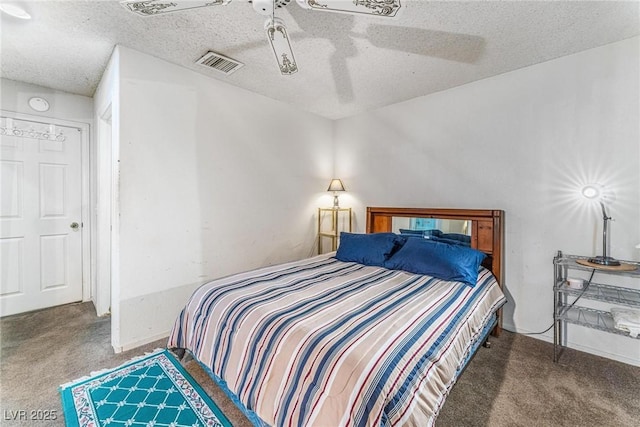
1, 1, 638, 119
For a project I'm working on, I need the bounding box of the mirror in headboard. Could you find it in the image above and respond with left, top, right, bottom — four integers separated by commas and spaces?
391, 217, 472, 246
366, 207, 504, 287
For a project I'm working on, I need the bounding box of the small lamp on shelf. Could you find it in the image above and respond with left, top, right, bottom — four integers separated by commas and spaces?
327, 178, 346, 209
581, 184, 620, 266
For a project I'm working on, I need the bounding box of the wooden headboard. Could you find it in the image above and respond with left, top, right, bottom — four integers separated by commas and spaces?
366, 207, 505, 335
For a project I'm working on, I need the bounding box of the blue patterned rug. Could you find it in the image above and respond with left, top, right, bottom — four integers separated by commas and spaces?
60, 349, 232, 427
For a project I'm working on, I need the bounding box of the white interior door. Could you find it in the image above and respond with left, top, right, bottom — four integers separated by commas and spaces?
1, 117, 83, 316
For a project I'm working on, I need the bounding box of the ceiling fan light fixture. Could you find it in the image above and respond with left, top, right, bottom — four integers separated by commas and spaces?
265, 17, 298, 76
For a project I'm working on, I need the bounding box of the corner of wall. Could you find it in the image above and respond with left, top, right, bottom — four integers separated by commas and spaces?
93, 45, 123, 351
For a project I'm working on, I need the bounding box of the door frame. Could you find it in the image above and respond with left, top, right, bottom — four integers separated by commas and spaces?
94, 104, 112, 316
1, 110, 92, 304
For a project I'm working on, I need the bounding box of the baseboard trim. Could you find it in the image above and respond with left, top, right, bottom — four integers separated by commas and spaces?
503, 322, 640, 367
113, 330, 170, 353
561, 340, 640, 367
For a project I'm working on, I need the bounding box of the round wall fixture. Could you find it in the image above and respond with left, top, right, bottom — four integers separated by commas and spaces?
28, 97, 50, 112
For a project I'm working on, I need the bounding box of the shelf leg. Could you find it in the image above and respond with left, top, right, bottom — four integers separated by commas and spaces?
553, 257, 561, 363
317, 208, 322, 255
332, 210, 338, 251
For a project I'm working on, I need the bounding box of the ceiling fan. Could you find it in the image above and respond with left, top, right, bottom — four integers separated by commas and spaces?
120, 0, 402, 75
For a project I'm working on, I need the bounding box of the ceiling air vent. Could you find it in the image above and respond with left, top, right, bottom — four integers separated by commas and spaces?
195, 51, 244, 76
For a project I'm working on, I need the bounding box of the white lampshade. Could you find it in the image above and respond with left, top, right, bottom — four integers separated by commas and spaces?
327, 179, 346, 192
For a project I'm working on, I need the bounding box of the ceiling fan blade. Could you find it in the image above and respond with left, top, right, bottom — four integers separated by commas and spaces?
265, 18, 299, 75
120, 0, 231, 17
295, 0, 401, 18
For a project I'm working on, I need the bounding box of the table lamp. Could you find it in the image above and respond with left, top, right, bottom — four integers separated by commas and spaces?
582, 184, 620, 266
327, 179, 345, 209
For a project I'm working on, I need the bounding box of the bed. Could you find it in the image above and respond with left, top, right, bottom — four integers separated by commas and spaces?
168, 207, 506, 427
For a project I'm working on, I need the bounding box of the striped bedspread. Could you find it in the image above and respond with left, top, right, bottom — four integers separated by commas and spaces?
168, 254, 506, 427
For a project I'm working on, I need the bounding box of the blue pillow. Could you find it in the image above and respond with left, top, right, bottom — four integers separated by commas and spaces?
399, 228, 425, 237
384, 238, 486, 286
423, 229, 443, 237
335, 232, 405, 267
426, 236, 470, 247
440, 233, 471, 245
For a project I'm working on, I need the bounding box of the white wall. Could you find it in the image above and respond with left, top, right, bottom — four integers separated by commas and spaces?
107, 46, 333, 350
1, 78, 93, 122
7, 37, 638, 365
334, 37, 640, 365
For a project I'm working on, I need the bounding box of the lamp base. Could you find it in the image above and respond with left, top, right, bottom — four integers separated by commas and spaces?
587, 256, 621, 266
333, 194, 340, 209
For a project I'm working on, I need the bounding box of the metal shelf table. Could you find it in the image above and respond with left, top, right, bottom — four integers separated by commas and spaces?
553, 251, 640, 362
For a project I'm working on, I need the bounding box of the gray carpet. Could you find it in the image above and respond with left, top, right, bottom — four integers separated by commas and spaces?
1, 302, 638, 426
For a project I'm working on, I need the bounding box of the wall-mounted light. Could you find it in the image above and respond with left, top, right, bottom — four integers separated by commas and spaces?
581, 184, 620, 266
327, 178, 346, 209
28, 97, 50, 112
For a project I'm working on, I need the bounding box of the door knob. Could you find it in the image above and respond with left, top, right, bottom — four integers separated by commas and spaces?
70, 222, 79, 230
